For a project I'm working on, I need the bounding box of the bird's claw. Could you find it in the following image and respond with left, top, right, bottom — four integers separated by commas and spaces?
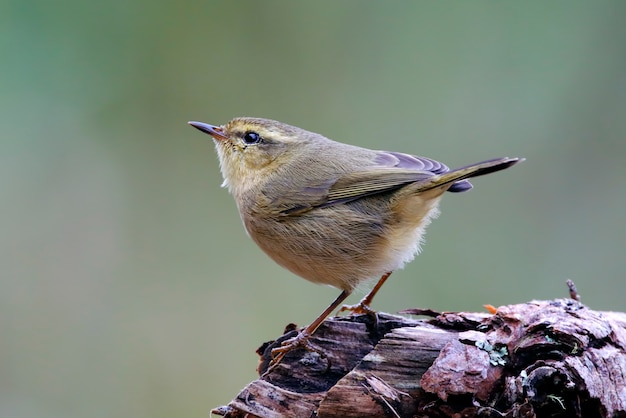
338, 301, 376, 316
264, 330, 309, 374
264, 329, 331, 376
338, 301, 380, 332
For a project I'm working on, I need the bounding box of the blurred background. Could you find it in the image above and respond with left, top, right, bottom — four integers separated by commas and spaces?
2, 1, 626, 417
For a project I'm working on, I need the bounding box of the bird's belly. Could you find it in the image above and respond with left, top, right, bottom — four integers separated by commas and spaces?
243, 195, 442, 291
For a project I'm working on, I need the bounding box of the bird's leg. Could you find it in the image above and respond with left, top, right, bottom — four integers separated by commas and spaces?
267, 290, 351, 373
338, 271, 392, 316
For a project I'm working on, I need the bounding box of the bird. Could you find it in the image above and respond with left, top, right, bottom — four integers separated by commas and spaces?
188, 117, 523, 370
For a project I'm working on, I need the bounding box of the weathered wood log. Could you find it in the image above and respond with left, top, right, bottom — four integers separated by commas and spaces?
212, 299, 626, 418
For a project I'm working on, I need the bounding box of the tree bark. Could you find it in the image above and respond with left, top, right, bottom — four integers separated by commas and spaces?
211, 299, 626, 418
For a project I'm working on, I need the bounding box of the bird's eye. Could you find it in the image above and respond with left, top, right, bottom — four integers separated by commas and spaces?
242, 131, 262, 144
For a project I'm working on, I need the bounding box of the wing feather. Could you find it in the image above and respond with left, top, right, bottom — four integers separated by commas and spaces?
276, 151, 451, 215
325, 169, 432, 204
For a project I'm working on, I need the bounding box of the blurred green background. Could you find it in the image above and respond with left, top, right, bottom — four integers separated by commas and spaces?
3, 1, 626, 417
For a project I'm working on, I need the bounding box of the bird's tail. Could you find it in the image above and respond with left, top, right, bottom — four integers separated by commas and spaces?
421, 157, 524, 193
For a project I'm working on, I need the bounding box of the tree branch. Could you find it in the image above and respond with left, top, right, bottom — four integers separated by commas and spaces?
212, 298, 626, 418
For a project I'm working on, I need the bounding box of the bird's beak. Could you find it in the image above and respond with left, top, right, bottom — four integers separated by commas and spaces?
188, 121, 229, 141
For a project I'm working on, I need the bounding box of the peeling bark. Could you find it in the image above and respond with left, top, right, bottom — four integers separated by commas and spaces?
212, 299, 626, 418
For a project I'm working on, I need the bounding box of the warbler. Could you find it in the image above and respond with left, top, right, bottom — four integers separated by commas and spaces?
188, 117, 522, 369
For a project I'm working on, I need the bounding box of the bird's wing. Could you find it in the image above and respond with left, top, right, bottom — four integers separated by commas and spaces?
373, 150, 449, 174
375, 151, 472, 193
323, 168, 432, 206
277, 151, 453, 216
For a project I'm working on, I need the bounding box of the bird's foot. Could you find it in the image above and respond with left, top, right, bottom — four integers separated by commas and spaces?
338, 299, 380, 331
338, 300, 376, 316
264, 329, 327, 375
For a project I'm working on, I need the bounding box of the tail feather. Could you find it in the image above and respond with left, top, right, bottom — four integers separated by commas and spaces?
421, 157, 523, 193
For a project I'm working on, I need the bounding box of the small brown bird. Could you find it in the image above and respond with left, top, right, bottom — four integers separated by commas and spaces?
189, 117, 522, 369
